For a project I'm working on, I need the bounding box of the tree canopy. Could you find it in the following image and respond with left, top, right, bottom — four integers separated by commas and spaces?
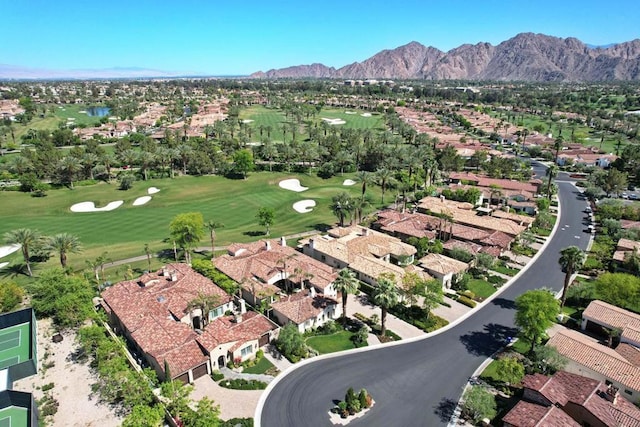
169, 212, 205, 264
515, 289, 559, 352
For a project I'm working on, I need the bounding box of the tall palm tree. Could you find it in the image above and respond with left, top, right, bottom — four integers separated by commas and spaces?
330, 192, 354, 227
4, 228, 42, 277
372, 274, 400, 337
46, 233, 82, 268
553, 136, 564, 164
376, 168, 394, 204
356, 171, 374, 197
206, 220, 224, 259
558, 246, 586, 308
57, 156, 82, 189
546, 164, 559, 200
333, 268, 359, 325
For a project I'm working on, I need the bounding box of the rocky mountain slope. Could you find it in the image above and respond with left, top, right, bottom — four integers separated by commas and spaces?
251, 33, 640, 81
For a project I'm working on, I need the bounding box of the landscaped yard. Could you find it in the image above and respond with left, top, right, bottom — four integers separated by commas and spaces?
0, 172, 382, 273
305, 330, 364, 354
467, 279, 497, 300
242, 356, 276, 375
491, 265, 520, 276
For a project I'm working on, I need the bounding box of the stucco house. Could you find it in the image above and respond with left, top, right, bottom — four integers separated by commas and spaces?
101, 263, 277, 383
418, 253, 469, 289
581, 300, 640, 348
271, 289, 341, 333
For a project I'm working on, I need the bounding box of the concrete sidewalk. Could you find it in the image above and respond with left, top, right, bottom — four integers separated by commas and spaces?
262, 344, 292, 372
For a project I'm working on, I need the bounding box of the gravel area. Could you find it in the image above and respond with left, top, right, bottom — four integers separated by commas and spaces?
12, 319, 123, 427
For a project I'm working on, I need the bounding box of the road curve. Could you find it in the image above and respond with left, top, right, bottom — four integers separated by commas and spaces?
258, 181, 591, 427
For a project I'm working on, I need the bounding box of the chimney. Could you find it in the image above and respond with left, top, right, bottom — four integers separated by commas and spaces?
265, 241, 271, 251
280, 236, 287, 247
605, 385, 619, 404
440, 195, 445, 202
234, 313, 242, 323
161, 266, 168, 276
361, 227, 369, 236
170, 271, 177, 282
239, 299, 246, 314
310, 287, 316, 298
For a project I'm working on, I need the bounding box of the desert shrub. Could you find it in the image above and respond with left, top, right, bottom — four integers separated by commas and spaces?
457, 295, 477, 308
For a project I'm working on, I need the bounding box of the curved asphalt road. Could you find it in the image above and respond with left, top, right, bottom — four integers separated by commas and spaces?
258, 174, 591, 427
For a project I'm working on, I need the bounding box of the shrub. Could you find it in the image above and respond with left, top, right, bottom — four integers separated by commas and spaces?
219, 378, 267, 390
460, 290, 476, 300
118, 174, 135, 190
457, 295, 477, 308
487, 275, 505, 285
211, 371, 224, 381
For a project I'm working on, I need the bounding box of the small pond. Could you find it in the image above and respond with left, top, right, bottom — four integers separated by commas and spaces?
85, 106, 111, 117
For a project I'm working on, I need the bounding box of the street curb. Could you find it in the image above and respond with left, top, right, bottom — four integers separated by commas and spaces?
255, 187, 565, 426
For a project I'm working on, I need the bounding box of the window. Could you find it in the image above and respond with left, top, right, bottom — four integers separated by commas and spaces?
240, 345, 252, 357
209, 306, 224, 321
625, 389, 633, 395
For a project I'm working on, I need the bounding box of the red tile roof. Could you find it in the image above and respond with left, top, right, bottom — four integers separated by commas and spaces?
583, 300, 640, 334
502, 400, 579, 427
199, 311, 277, 352
271, 291, 337, 325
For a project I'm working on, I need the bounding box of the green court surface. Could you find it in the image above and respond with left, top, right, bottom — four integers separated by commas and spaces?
0, 406, 28, 427
0, 323, 30, 371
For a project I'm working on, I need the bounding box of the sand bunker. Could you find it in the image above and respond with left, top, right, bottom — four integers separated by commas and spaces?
343, 179, 357, 186
147, 187, 160, 195
279, 179, 308, 192
361, 112, 372, 117
293, 200, 316, 213
133, 196, 152, 206
321, 118, 346, 125
0, 244, 20, 259
345, 111, 356, 115
70, 201, 123, 212
0, 262, 8, 270
242, 119, 254, 123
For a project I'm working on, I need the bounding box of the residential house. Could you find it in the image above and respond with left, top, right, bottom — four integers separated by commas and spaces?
418, 253, 469, 289
581, 300, 640, 348
502, 370, 640, 427
300, 226, 427, 287
101, 263, 276, 383
612, 239, 640, 270
214, 237, 339, 300
546, 329, 640, 400
271, 289, 341, 333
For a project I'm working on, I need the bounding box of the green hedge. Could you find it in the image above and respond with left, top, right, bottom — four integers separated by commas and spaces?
457, 295, 477, 308
218, 378, 267, 390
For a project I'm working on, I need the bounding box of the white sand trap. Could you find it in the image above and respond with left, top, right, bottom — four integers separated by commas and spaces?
0, 244, 20, 259
361, 112, 372, 117
70, 201, 123, 212
321, 118, 346, 125
147, 187, 160, 195
279, 179, 308, 192
242, 119, 254, 123
343, 179, 357, 186
293, 200, 316, 213
345, 111, 356, 115
0, 262, 8, 270
133, 196, 152, 206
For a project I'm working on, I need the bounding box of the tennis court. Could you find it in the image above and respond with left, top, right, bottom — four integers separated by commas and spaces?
0, 323, 30, 371
0, 406, 28, 427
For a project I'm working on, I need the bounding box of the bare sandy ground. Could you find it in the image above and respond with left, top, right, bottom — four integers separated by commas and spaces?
147, 187, 160, 194
132, 196, 152, 206
13, 319, 123, 427
0, 244, 20, 259
70, 201, 123, 213
278, 179, 308, 192
0, 262, 8, 270
292, 200, 316, 213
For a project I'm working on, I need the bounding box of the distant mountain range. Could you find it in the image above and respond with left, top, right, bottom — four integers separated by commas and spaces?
0, 65, 199, 80
251, 33, 640, 81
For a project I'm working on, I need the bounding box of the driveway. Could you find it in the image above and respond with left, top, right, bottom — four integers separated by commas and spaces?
348, 293, 424, 339
190, 375, 263, 420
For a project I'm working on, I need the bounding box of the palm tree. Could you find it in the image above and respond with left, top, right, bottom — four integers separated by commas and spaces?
376, 168, 394, 204
546, 164, 559, 200
57, 156, 82, 189
46, 233, 82, 268
356, 171, 374, 197
331, 193, 354, 227
372, 274, 400, 337
187, 292, 221, 328
558, 246, 586, 308
333, 268, 359, 325
553, 136, 564, 164
206, 220, 224, 259
4, 228, 41, 276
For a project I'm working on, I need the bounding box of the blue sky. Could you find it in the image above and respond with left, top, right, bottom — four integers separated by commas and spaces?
2, 0, 639, 75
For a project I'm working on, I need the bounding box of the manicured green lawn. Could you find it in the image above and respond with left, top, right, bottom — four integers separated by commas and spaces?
0, 171, 383, 273
467, 279, 496, 299
10, 104, 106, 142
480, 359, 501, 382
242, 356, 275, 375
305, 330, 362, 354
491, 265, 519, 276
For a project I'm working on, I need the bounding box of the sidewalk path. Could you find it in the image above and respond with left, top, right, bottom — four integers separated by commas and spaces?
347, 293, 423, 339
262, 344, 292, 372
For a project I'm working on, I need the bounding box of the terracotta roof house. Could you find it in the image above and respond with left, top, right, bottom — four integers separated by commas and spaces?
503, 370, 640, 427
271, 289, 341, 333
621, 220, 640, 230
300, 226, 424, 288
581, 300, 640, 348
418, 253, 469, 289
547, 329, 640, 400
101, 263, 277, 383
447, 172, 541, 194
214, 238, 339, 302
613, 239, 640, 264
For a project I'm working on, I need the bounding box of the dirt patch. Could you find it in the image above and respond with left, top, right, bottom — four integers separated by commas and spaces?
12, 319, 123, 427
